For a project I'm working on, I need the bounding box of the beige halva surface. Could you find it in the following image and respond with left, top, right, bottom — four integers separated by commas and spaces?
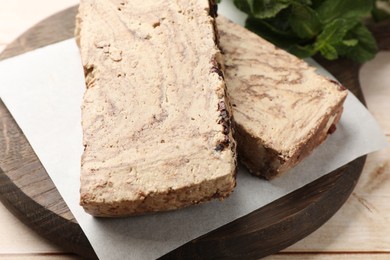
76, 0, 236, 216
218, 17, 347, 179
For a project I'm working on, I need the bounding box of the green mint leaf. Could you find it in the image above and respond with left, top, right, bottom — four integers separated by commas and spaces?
314, 18, 358, 50
234, 0, 293, 19
316, 0, 373, 24
246, 17, 302, 48
288, 3, 322, 39
342, 39, 359, 47
252, 0, 291, 19
298, 0, 312, 4
313, 18, 360, 61
311, 0, 326, 9
233, 0, 252, 14
339, 23, 378, 62
289, 44, 317, 57
231, 0, 379, 62
318, 44, 338, 60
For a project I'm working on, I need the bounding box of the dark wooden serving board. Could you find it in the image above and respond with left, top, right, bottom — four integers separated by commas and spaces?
1, 6, 389, 260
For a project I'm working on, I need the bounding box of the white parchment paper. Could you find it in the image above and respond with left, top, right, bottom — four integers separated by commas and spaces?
0, 2, 387, 259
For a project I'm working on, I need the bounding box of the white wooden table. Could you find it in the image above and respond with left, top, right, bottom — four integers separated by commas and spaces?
1, 1, 389, 259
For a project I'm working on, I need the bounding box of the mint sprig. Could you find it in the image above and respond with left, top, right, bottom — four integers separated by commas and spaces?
221, 0, 385, 63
